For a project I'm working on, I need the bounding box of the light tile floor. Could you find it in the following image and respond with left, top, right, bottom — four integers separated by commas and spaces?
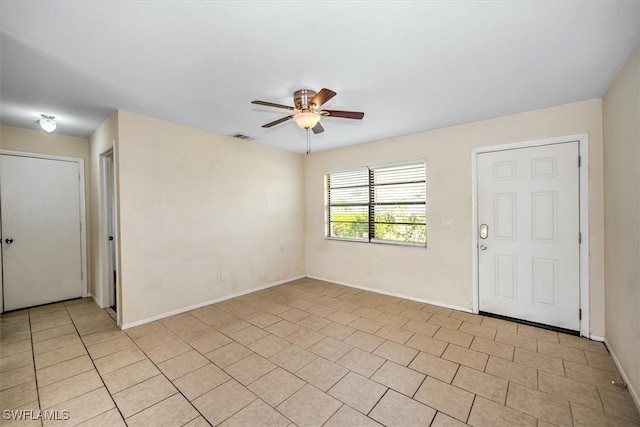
1, 278, 639, 426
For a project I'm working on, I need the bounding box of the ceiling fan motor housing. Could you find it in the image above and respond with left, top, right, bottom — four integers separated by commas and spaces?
294, 89, 317, 111
252, 88, 363, 131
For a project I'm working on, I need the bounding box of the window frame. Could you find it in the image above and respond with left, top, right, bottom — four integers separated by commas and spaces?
324, 167, 370, 243
325, 159, 427, 248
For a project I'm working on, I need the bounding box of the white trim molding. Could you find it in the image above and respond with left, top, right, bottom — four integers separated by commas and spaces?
470, 134, 591, 338
605, 340, 640, 413
121, 275, 305, 330
97, 149, 117, 310
306, 275, 472, 313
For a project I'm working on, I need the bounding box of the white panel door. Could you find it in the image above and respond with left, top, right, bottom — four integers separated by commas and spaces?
477, 142, 580, 331
1, 154, 83, 311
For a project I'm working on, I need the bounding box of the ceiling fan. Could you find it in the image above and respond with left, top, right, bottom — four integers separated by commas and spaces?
251, 88, 364, 134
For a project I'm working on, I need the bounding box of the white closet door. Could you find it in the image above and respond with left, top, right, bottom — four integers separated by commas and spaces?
1, 154, 83, 311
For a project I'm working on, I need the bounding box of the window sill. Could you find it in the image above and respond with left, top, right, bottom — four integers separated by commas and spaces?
326, 236, 427, 248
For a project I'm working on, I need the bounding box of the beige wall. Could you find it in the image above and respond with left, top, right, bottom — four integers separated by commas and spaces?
603, 42, 640, 406
0, 126, 90, 201
116, 111, 305, 326
1, 125, 90, 160
305, 99, 605, 337
88, 112, 118, 310
0, 125, 92, 300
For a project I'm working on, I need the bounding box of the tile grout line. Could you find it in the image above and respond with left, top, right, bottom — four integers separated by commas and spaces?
200, 325, 378, 424
261, 328, 440, 423
16, 281, 631, 426
127, 317, 327, 424
114, 330, 211, 425
62, 303, 129, 425
567, 391, 576, 425
466, 393, 478, 424
172, 311, 327, 425
26, 309, 44, 427
171, 324, 288, 424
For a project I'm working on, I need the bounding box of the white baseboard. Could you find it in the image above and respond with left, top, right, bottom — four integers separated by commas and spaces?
88, 293, 99, 306
305, 275, 472, 313
87, 291, 112, 309
604, 339, 640, 413
121, 275, 305, 330
589, 335, 604, 342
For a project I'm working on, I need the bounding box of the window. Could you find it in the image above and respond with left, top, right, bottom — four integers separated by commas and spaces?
326, 161, 426, 246
326, 169, 369, 241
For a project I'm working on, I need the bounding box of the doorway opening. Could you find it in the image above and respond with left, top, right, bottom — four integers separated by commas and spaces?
100, 150, 118, 315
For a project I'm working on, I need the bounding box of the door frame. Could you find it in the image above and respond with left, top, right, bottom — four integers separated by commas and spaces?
98, 149, 118, 311
0, 150, 88, 312
471, 134, 590, 337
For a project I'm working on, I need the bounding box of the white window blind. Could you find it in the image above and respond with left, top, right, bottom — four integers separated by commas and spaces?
371, 163, 426, 245
326, 161, 426, 246
326, 169, 369, 241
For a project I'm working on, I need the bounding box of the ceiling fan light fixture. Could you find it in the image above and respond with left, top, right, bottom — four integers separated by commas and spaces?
39, 114, 57, 133
293, 112, 320, 129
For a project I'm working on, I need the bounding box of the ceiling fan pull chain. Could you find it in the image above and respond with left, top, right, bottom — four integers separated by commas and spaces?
306, 128, 311, 154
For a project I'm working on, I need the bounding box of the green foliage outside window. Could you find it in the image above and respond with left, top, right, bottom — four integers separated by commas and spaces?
329, 211, 369, 239
374, 211, 426, 243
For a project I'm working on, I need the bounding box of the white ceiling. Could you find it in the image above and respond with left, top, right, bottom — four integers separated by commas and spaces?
1, 1, 638, 153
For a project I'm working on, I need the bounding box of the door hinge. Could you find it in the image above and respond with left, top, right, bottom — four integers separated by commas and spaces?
81, 271, 83, 280
579, 308, 582, 320
578, 232, 582, 244
78, 174, 81, 181
578, 156, 582, 167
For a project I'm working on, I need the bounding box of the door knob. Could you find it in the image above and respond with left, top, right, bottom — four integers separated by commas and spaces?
4, 238, 14, 244
480, 244, 487, 250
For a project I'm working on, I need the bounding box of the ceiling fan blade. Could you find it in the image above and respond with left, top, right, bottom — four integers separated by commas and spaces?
310, 88, 337, 109
262, 115, 294, 128
321, 109, 365, 119
252, 100, 295, 110
311, 122, 324, 134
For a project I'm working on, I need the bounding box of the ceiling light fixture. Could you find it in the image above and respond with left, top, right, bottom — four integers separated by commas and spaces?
293, 112, 320, 129
39, 114, 57, 133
